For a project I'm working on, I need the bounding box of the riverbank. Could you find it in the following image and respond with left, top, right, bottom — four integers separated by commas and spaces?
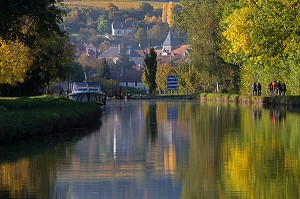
199, 93, 300, 106
0, 95, 101, 143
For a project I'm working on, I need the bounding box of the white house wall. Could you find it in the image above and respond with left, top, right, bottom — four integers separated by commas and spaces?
119, 82, 147, 89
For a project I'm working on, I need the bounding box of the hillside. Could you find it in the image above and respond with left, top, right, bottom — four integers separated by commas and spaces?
63, 0, 179, 10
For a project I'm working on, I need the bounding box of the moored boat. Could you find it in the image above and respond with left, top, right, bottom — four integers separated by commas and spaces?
68, 82, 106, 105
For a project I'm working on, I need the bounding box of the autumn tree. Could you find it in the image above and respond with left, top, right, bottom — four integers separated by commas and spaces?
219, 0, 300, 95
0, 39, 32, 85
98, 40, 110, 53
167, 1, 175, 29
77, 53, 99, 70
142, 48, 157, 95
162, 3, 168, 23
156, 63, 174, 93
0, 0, 74, 96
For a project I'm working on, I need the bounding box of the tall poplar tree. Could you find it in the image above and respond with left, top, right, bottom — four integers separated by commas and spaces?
167, 1, 175, 29
162, 3, 168, 23
142, 48, 157, 95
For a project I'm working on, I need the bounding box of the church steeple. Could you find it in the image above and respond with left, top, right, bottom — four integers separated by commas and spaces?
162, 30, 176, 52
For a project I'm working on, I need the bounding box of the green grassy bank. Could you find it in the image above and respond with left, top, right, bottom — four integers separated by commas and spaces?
199, 93, 300, 106
0, 95, 101, 142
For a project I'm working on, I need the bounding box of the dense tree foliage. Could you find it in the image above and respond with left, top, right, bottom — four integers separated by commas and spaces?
156, 63, 174, 93
143, 48, 157, 95
0, 0, 74, 96
167, 1, 175, 29
219, 0, 300, 95
97, 59, 111, 79
178, 0, 233, 93
0, 39, 32, 85
0, 0, 64, 44
70, 62, 85, 82
178, 0, 300, 95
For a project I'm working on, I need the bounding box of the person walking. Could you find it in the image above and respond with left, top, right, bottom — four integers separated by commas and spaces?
257, 82, 262, 96
252, 82, 257, 96
282, 82, 286, 95
269, 81, 273, 96
277, 81, 282, 95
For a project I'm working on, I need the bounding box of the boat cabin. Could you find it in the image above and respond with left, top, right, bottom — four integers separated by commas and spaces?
71, 82, 102, 93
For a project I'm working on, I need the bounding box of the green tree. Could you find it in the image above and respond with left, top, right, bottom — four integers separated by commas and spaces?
147, 24, 169, 46
134, 27, 147, 48
31, 34, 74, 84
178, 0, 233, 92
0, 0, 73, 96
115, 47, 133, 71
139, 2, 154, 15
0, 0, 64, 44
142, 48, 157, 95
70, 62, 85, 82
97, 59, 111, 79
156, 63, 174, 93
97, 15, 110, 33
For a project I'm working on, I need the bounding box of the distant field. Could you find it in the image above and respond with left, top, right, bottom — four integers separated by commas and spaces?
63, 1, 174, 10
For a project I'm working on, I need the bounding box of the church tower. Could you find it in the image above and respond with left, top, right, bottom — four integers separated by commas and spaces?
162, 30, 177, 52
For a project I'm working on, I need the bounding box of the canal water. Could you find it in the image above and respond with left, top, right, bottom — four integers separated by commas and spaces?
1, 100, 300, 199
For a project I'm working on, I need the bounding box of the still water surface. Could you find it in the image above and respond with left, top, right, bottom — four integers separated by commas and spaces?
1, 100, 300, 199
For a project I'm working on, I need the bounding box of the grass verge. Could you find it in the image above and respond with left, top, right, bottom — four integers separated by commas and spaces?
199, 93, 300, 106
0, 95, 101, 143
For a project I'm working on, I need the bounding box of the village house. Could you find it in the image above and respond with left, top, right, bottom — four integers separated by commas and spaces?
110, 70, 146, 92
98, 45, 144, 67
98, 30, 190, 93
85, 42, 97, 58
111, 21, 136, 36
98, 46, 120, 64
72, 41, 99, 58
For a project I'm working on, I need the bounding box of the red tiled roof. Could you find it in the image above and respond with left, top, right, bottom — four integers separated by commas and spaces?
155, 45, 190, 64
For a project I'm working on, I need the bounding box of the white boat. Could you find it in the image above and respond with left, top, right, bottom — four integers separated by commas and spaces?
68, 82, 106, 105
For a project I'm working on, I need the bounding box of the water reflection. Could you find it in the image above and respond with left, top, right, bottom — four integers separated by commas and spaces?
0, 101, 300, 198
146, 102, 158, 143
270, 107, 287, 125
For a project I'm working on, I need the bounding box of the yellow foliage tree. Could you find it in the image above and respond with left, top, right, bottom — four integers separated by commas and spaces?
162, 3, 168, 23
156, 63, 174, 92
0, 38, 32, 85
167, 1, 175, 29
221, 7, 252, 56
